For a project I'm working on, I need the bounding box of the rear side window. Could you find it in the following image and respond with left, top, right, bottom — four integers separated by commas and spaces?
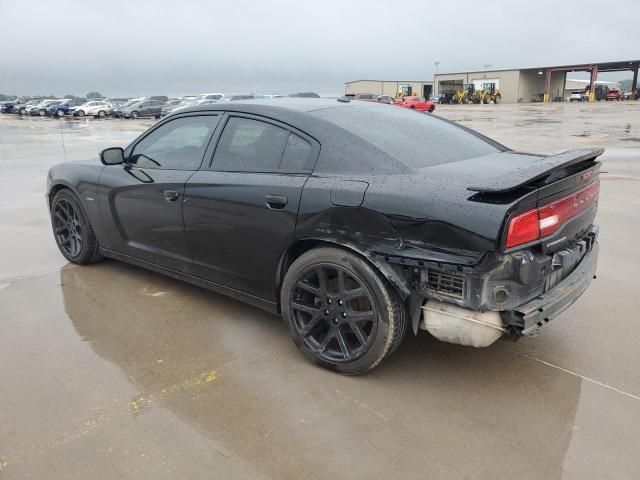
312, 104, 501, 169
212, 117, 292, 172
280, 133, 313, 171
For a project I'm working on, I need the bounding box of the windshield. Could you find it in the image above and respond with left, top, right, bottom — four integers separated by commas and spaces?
312, 104, 502, 169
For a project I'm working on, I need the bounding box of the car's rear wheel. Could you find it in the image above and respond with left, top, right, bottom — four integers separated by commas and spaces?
19, 107, 26, 115
428, 105, 435, 112
281, 247, 406, 374
77, 110, 85, 117
38, 109, 46, 116
131, 111, 139, 119
50, 189, 102, 265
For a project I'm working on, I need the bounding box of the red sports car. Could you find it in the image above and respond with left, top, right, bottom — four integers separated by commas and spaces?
606, 90, 622, 101
395, 96, 436, 113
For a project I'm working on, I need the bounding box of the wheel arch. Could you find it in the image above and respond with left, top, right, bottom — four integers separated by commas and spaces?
48, 181, 77, 209
275, 237, 411, 312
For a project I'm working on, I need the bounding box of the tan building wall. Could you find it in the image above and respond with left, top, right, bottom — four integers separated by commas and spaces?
435, 70, 520, 102
345, 80, 433, 97
345, 81, 385, 95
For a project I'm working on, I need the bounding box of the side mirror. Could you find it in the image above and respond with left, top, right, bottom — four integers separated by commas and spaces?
100, 147, 125, 165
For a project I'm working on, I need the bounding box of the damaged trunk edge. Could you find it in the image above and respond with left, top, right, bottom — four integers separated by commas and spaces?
304, 148, 603, 346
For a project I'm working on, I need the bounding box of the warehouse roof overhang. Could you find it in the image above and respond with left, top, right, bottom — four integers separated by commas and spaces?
437, 60, 640, 76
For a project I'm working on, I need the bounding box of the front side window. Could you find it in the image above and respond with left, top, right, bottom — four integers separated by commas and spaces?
212, 117, 289, 172
130, 115, 220, 170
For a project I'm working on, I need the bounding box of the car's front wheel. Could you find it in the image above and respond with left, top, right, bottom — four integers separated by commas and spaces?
57, 110, 65, 117
50, 189, 103, 264
38, 109, 46, 116
97, 110, 106, 118
77, 110, 85, 117
281, 247, 407, 374
130, 111, 139, 119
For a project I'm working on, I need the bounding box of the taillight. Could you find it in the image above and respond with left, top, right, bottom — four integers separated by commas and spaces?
505, 209, 539, 248
538, 181, 599, 237
505, 181, 599, 248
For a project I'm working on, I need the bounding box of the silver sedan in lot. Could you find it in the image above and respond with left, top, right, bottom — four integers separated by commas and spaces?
70, 101, 113, 118
27, 99, 62, 116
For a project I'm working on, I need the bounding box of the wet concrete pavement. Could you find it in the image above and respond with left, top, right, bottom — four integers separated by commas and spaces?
1, 103, 639, 479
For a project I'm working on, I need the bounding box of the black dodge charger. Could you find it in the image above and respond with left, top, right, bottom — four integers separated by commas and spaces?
47, 99, 601, 374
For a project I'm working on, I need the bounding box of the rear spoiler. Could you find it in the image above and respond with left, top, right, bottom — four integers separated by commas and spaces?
467, 148, 604, 193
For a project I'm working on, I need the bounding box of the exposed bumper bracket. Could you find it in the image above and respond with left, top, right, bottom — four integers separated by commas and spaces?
505, 242, 599, 335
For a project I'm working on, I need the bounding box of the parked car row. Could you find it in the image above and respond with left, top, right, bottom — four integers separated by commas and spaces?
344, 93, 436, 112
1, 92, 322, 119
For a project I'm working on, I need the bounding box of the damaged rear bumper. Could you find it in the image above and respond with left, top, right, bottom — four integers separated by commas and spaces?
504, 241, 599, 335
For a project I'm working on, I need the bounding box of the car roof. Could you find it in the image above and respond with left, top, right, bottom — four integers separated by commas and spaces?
178, 98, 351, 115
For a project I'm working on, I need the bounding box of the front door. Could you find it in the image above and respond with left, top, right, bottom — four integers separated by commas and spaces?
98, 113, 222, 273
184, 114, 318, 301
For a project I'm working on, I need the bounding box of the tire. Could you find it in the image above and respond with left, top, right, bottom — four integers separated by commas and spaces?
281, 247, 407, 374
130, 111, 139, 119
19, 108, 26, 115
56, 110, 65, 117
428, 105, 435, 113
50, 189, 103, 265
97, 110, 106, 118
494, 94, 501, 104
38, 109, 46, 116
409, 105, 415, 109
77, 110, 85, 117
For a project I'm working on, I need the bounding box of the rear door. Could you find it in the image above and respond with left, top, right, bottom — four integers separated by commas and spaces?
138, 101, 152, 116
183, 113, 319, 301
98, 113, 221, 272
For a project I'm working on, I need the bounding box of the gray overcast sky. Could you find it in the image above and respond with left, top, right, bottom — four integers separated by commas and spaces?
1, 0, 639, 97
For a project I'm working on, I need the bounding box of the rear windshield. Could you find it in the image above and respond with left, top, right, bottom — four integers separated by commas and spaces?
311, 105, 501, 169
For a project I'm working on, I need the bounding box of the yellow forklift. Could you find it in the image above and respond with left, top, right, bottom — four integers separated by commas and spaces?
482, 83, 502, 104
452, 84, 474, 104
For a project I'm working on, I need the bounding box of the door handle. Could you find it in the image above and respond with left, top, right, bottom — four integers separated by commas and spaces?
163, 189, 180, 202
265, 194, 288, 210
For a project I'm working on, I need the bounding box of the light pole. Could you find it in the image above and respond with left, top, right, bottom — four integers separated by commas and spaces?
434, 61, 440, 94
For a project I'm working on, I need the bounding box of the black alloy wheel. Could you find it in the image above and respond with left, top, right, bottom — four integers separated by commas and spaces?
52, 198, 83, 258
291, 264, 377, 363
282, 247, 406, 374
50, 190, 102, 264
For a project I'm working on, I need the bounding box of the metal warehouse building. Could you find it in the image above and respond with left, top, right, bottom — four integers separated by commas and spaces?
345, 80, 434, 98
434, 60, 639, 103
